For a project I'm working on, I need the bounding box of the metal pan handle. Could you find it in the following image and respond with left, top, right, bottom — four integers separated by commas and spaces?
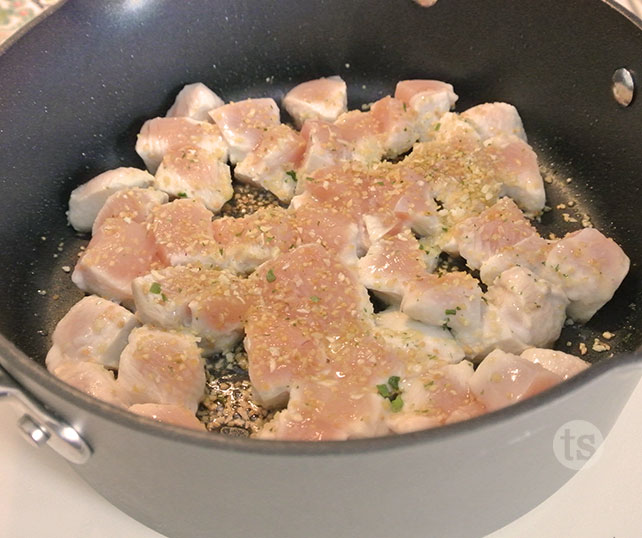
0, 364, 91, 464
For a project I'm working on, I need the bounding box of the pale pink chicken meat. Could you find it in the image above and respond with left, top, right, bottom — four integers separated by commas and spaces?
147, 198, 221, 267
479, 234, 553, 285
394, 80, 458, 141
209, 98, 280, 164
135, 117, 228, 173
370, 96, 419, 158
544, 227, 630, 322
469, 349, 563, 411
461, 102, 527, 142
234, 124, 306, 202
482, 266, 568, 356
448, 197, 538, 270
92, 187, 168, 234
52, 362, 128, 408
117, 326, 205, 413
358, 230, 434, 304
46, 295, 138, 371
166, 82, 224, 122
129, 403, 206, 430
132, 264, 249, 353
282, 76, 347, 128
68, 167, 154, 232
72, 218, 159, 305
154, 145, 233, 212
520, 348, 589, 380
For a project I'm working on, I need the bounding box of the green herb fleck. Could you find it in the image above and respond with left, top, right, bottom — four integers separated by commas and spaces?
388, 376, 400, 391
376, 181, 385, 186
377, 384, 391, 398
177, 192, 188, 198
266, 269, 276, 283
310, 295, 321, 303
434, 122, 441, 131
445, 308, 457, 316
402, 102, 407, 112
390, 395, 404, 413
149, 282, 161, 294
285, 170, 298, 182
161, 293, 168, 302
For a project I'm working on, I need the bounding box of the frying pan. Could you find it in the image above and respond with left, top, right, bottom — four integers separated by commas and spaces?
1, 1, 642, 537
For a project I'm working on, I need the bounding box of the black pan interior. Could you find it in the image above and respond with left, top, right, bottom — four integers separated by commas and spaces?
1, 0, 641, 369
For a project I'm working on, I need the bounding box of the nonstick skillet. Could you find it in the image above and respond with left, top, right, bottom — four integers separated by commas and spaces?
1, 1, 642, 537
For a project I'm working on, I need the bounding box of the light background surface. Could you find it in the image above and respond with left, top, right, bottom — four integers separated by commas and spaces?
1, 1, 642, 537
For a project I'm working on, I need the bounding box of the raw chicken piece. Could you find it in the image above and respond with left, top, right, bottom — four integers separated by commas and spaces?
209, 98, 280, 164
545, 227, 630, 322
282, 76, 347, 128
72, 218, 158, 304
370, 96, 419, 158
374, 309, 465, 365
461, 102, 527, 142
212, 206, 299, 274
166, 82, 224, 121
448, 197, 537, 270
484, 134, 545, 215
234, 124, 306, 202
147, 198, 221, 267
135, 117, 228, 173
245, 243, 377, 410
469, 349, 562, 411
400, 271, 485, 357
333, 110, 385, 164
483, 267, 568, 355
479, 234, 552, 285
117, 326, 205, 413
128, 403, 205, 430
394, 80, 458, 140
52, 362, 128, 408
93, 187, 168, 234
45, 295, 138, 371
68, 168, 154, 232
296, 120, 351, 176
385, 362, 485, 434
358, 230, 433, 304
154, 145, 233, 212
520, 348, 589, 380
132, 264, 249, 353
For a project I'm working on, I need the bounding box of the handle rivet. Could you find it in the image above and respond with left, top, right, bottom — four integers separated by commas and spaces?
612, 67, 635, 107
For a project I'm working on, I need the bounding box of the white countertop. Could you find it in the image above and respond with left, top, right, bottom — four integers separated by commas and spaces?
1, 377, 642, 538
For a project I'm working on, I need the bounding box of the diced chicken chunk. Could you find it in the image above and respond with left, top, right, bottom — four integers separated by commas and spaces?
520, 348, 589, 379
461, 102, 527, 142
370, 96, 418, 158
166, 82, 224, 121
483, 267, 568, 355
128, 403, 205, 430
46, 295, 138, 371
480, 234, 552, 285
93, 187, 168, 234
117, 326, 205, 413
147, 198, 221, 267
209, 98, 280, 164
72, 219, 158, 304
68, 168, 154, 232
135, 117, 228, 173
394, 80, 458, 140
545, 228, 630, 322
154, 146, 233, 212
234, 124, 306, 202
52, 362, 128, 408
282, 76, 347, 128
469, 349, 562, 411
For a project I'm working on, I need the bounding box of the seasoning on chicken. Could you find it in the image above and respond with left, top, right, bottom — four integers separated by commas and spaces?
132, 265, 248, 353
45, 295, 139, 371
93, 187, 168, 234
166, 82, 225, 122
147, 198, 221, 267
479, 234, 552, 285
370, 96, 420, 158
545, 227, 630, 322
129, 403, 206, 430
461, 102, 527, 142
282, 76, 348, 128
234, 124, 306, 202
68, 167, 154, 232
117, 326, 206, 413
154, 145, 233, 212
72, 218, 158, 304
209, 98, 280, 164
